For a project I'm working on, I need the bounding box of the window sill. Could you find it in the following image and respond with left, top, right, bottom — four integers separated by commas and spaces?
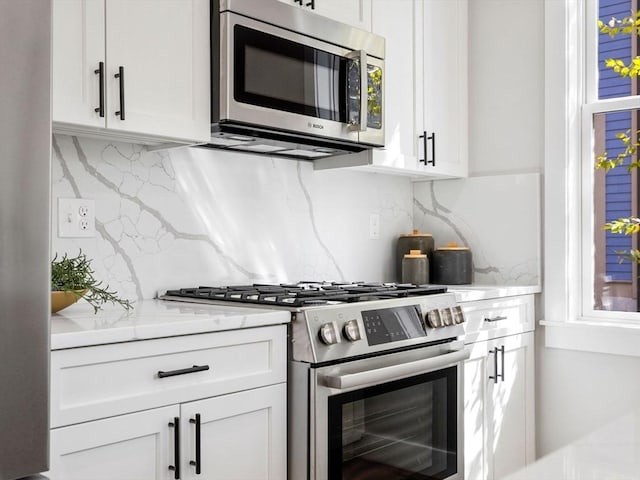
541, 319, 640, 357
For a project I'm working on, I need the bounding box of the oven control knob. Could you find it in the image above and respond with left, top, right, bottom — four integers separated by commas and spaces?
319, 322, 341, 345
343, 319, 362, 342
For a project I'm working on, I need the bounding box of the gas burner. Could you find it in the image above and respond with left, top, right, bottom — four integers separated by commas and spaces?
163, 282, 447, 308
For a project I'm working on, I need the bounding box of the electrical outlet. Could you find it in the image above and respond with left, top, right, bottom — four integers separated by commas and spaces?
58, 198, 96, 238
369, 213, 380, 239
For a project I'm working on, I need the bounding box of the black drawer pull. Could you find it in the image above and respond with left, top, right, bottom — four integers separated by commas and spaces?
484, 315, 508, 323
158, 364, 210, 378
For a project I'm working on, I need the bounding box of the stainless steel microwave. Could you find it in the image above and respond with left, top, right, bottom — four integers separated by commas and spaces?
204, 0, 385, 159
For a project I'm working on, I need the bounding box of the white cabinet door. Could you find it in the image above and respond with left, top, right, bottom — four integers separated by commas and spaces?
464, 340, 490, 480
463, 332, 535, 480
415, 0, 468, 178
52, 0, 209, 143
105, 0, 209, 142
368, 0, 420, 172
181, 383, 287, 480
277, 0, 371, 30
49, 405, 179, 480
311, 0, 371, 30
490, 332, 535, 480
52, 0, 105, 127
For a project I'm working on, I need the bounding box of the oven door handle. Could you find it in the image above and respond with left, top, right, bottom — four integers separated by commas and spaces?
319, 348, 470, 390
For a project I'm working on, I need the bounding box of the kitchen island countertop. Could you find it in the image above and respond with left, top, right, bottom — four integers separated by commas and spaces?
503, 406, 640, 480
50, 299, 290, 350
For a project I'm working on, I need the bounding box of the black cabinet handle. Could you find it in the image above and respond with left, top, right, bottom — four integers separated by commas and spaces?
168, 417, 180, 479
189, 414, 202, 475
419, 131, 436, 166
94, 61, 104, 117
294, 0, 314, 8
158, 364, 210, 379
489, 346, 506, 384
489, 347, 499, 384
429, 131, 436, 166
419, 131, 428, 164
114, 66, 125, 120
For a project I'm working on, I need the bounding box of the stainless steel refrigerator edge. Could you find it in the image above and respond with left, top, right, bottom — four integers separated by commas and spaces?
0, 1, 51, 479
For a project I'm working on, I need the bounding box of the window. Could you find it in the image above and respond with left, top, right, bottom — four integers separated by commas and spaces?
544, 0, 640, 354
584, 0, 640, 316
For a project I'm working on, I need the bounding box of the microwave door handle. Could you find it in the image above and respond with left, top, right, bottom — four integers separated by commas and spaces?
319, 348, 470, 391
347, 49, 368, 132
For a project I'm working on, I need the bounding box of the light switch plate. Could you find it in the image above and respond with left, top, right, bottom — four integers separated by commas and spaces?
58, 198, 96, 238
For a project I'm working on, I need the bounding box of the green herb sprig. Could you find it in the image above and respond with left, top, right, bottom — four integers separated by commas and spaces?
51, 251, 133, 314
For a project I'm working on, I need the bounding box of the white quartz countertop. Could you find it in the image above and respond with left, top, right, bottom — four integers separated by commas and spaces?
50, 285, 539, 350
504, 408, 640, 480
448, 284, 540, 302
50, 299, 290, 350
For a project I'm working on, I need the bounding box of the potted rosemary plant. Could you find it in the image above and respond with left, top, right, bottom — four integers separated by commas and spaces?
51, 251, 133, 314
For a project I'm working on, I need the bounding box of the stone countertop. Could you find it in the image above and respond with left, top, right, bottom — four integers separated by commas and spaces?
50, 299, 291, 350
503, 408, 640, 480
447, 284, 541, 302
50, 285, 539, 350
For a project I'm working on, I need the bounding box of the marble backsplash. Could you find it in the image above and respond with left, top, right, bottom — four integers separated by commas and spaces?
52, 135, 414, 301
52, 135, 541, 303
413, 173, 541, 286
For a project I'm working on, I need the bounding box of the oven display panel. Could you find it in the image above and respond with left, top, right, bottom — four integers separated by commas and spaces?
362, 305, 425, 345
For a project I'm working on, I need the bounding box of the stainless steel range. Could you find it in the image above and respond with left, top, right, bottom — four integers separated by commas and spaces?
161, 282, 469, 480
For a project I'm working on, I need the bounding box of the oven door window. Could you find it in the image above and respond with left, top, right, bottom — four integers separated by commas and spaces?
234, 25, 348, 122
328, 366, 458, 480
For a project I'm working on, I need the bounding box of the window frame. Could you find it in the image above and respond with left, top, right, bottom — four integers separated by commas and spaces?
543, 0, 640, 355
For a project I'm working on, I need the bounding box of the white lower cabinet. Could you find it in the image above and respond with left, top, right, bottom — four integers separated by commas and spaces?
49, 384, 286, 480
181, 384, 287, 480
50, 405, 177, 480
48, 325, 287, 480
464, 331, 535, 480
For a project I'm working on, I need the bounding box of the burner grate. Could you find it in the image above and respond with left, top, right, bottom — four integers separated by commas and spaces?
164, 282, 447, 308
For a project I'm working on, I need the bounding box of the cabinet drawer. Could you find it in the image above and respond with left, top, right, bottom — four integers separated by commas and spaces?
461, 295, 534, 343
51, 325, 286, 428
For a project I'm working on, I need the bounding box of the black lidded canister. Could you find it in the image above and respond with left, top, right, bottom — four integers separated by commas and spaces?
431, 243, 473, 285
396, 230, 434, 282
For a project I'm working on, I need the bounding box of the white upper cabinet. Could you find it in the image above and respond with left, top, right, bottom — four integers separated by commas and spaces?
367, 0, 419, 172
52, 0, 105, 129
314, 0, 468, 177
276, 0, 372, 30
415, 0, 468, 177
52, 0, 210, 144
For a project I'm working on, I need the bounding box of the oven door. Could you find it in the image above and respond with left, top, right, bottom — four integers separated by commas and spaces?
219, 12, 384, 147
311, 344, 469, 480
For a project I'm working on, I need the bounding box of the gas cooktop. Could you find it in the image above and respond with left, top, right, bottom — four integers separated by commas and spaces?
160, 281, 448, 308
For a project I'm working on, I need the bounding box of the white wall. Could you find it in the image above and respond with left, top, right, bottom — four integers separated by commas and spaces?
536, 328, 640, 455
466, 0, 640, 459
468, 0, 544, 176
